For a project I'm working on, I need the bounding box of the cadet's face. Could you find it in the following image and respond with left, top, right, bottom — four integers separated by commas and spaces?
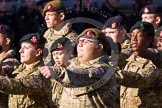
52, 50, 71, 67
102, 28, 124, 44
155, 38, 162, 51
131, 29, 151, 52
77, 37, 99, 63
45, 11, 62, 28
19, 42, 38, 64
142, 14, 157, 29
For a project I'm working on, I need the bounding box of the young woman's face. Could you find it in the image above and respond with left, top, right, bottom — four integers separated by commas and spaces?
131, 29, 153, 52
19, 42, 38, 64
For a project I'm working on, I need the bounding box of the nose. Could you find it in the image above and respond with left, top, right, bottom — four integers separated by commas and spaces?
156, 41, 161, 47
77, 41, 83, 47
45, 15, 49, 20
19, 48, 23, 53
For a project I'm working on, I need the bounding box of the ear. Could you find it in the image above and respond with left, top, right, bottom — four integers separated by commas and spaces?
5, 37, 11, 45
97, 43, 104, 51
59, 12, 65, 21
155, 16, 161, 24
35, 48, 43, 57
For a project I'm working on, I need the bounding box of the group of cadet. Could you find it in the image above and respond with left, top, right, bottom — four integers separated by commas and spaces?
0, 0, 162, 108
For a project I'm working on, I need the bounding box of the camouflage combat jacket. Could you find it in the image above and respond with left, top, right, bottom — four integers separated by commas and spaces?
50, 55, 118, 108
0, 60, 54, 108
43, 23, 77, 65
0, 49, 20, 108
119, 52, 160, 108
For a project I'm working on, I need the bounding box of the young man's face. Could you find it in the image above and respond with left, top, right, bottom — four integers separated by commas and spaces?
155, 37, 162, 51
19, 42, 39, 64
52, 50, 71, 67
77, 37, 100, 63
102, 28, 125, 44
131, 29, 152, 52
45, 11, 63, 28
141, 14, 157, 29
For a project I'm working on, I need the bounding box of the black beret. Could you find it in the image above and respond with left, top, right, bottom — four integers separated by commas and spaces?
103, 16, 127, 29
0, 24, 14, 40
139, 4, 162, 16
20, 33, 46, 45
50, 37, 71, 52
130, 21, 155, 38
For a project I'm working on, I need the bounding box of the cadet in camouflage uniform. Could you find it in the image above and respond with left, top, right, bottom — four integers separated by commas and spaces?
0, 33, 54, 108
42, 0, 77, 65
0, 24, 20, 108
39, 28, 118, 108
117, 21, 161, 108
102, 16, 132, 68
48, 37, 74, 107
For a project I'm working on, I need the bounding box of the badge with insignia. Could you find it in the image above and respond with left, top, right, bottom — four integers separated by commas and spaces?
31, 36, 38, 45
47, 5, 54, 11
86, 30, 93, 38
111, 22, 117, 29
57, 43, 64, 50
144, 7, 149, 13
140, 23, 144, 29
95, 68, 104, 74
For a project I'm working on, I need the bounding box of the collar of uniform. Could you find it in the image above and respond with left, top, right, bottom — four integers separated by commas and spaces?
23, 60, 43, 72
54, 23, 71, 36
126, 52, 148, 63
80, 55, 109, 66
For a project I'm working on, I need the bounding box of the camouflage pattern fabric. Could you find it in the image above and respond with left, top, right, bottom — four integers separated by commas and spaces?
43, 23, 77, 65
50, 55, 118, 108
0, 60, 54, 108
0, 49, 20, 108
118, 52, 160, 108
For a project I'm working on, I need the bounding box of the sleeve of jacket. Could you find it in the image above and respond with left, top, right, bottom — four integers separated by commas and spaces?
116, 67, 160, 88
0, 74, 44, 95
50, 64, 115, 87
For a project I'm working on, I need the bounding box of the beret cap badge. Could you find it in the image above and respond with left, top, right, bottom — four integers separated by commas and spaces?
86, 30, 93, 38
57, 43, 64, 50
47, 5, 55, 11
144, 7, 149, 13
111, 22, 117, 29
31, 36, 38, 45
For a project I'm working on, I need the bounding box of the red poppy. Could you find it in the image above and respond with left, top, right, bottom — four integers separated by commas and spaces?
47, 5, 55, 12
31, 36, 38, 44
86, 30, 93, 38
144, 7, 149, 13
58, 43, 64, 50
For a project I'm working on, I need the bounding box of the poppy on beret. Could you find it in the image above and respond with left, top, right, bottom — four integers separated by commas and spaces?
50, 37, 71, 52
42, 0, 65, 16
